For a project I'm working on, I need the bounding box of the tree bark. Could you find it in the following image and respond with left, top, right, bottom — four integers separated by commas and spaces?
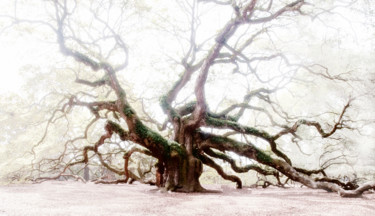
159, 129, 204, 192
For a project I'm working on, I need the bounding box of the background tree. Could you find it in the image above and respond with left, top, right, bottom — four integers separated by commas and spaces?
1, 0, 375, 197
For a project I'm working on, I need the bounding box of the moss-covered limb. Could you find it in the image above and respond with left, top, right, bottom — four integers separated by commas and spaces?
134, 119, 186, 158
122, 104, 136, 118
198, 153, 242, 189
203, 134, 249, 153
108, 103, 175, 158
177, 101, 197, 116
204, 148, 278, 177
106, 121, 130, 140
207, 112, 238, 122
200, 133, 276, 167
200, 133, 293, 186
204, 116, 292, 164
159, 95, 180, 120
205, 115, 273, 140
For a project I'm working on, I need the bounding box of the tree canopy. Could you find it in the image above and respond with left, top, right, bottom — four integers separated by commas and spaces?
1, 0, 375, 197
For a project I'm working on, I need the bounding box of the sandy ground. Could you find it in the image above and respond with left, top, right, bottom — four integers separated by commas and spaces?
0, 181, 374, 216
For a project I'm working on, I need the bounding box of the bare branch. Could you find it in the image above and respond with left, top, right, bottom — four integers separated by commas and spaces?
273, 100, 352, 140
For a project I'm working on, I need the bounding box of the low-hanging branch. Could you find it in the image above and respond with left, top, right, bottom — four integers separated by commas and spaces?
201, 133, 375, 197
198, 153, 242, 188
203, 148, 282, 185
204, 116, 292, 164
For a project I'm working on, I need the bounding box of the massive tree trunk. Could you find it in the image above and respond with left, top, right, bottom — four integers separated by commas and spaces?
154, 127, 204, 192
161, 152, 204, 192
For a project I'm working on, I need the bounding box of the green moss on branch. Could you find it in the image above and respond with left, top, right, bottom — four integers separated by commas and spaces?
134, 119, 186, 158
107, 121, 128, 140
210, 136, 243, 150
177, 101, 197, 116
123, 105, 135, 117
208, 134, 273, 164
205, 116, 272, 140
255, 149, 273, 164
159, 95, 179, 119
